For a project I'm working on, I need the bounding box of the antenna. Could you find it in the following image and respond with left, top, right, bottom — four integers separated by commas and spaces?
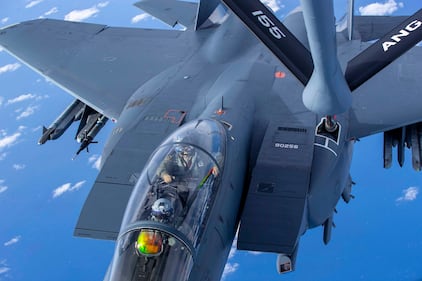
348, 0, 354, 40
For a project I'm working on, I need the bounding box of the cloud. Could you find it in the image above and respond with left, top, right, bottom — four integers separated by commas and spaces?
0, 153, 7, 161
13, 164, 26, 170
222, 263, 239, 280
359, 0, 404, 16
0, 132, 21, 151
88, 154, 102, 170
131, 13, 152, 24
44, 7, 58, 16
6, 94, 37, 105
396, 186, 419, 203
0, 47, 3, 52
97, 2, 109, 8
0, 180, 8, 193
52, 180, 86, 198
64, 2, 109, 22
0, 96, 3, 106
25, 0, 44, 8
0, 267, 10, 275
248, 251, 262, 255
1, 17, 9, 24
0, 63, 21, 75
32, 126, 42, 132
16, 105, 38, 120
222, 236, 239, 280
228, 236, 237, 259
4, 236, 21, 247
260, 0, 284, 12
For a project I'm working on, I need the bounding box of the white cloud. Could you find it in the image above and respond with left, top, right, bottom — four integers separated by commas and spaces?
0, 267, 10, 275
16, 105, 38, 120
1, 17, 9, 24
260, 0, 283, 12
32, 126, 42, 132
88, 154, 102, 170
248, 251, 262, 255
4, 236, 21, 247
13, 164, 26, 170
131, 13, 152, 24
222, 263, 239, 280
396, 186, 419, 202
52, 180, 86, 198
97, 1, 109, 8
222, 236, 239, 280
0, 63, 21, 75
65, 8, 99, 22
64, 2, 109, 22
0, 181, 8, 193
6, 94, 37, 105
25, 0, 44, 8
44, 7, 58, 16
0, 47, 3, 52
228, 236, 237, 259
0, 132, 21, 150
359, 0, 403, 16
36, 94, 49, 101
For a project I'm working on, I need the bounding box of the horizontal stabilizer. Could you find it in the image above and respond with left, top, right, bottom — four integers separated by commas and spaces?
134, 0, 197, 28
346, 9, 422, 91
222, 0, 313, 85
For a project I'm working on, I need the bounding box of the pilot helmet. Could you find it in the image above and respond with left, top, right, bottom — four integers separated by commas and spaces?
175, 145, 195, 158
151, 198, 174, 222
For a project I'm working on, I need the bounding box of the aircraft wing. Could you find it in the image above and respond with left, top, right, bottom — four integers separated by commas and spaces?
348, 45, 422, 138
0, 19, 193, 119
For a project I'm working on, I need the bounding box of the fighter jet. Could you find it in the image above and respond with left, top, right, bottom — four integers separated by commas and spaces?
0, 0, 421, 280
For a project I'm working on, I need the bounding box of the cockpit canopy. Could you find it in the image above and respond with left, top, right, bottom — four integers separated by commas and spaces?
108, 120, 226, 281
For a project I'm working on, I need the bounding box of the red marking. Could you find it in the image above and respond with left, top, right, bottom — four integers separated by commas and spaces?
275, 71, 286, 78
164, 110, 186, 125
216, 109, 225, 115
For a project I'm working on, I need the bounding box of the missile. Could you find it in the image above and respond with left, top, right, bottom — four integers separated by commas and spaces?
38, 99, 84, 144
74, 114, 108, 157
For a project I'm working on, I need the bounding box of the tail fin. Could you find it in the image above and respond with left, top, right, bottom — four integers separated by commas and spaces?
134, 0, 197, 28
133, 0, 222, 30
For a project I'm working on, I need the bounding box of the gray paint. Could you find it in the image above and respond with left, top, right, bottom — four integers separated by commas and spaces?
1, 1, 421, 279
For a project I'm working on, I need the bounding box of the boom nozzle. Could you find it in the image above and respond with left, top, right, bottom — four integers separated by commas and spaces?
300, 0, 352, 115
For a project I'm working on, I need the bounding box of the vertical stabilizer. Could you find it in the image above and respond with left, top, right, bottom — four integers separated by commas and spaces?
195, 0, 220, 29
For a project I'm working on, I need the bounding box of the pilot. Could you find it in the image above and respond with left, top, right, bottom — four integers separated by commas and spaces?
158, 144, 206, 184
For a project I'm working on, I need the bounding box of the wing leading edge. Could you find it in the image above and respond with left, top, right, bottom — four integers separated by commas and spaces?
0, 19, 194, 119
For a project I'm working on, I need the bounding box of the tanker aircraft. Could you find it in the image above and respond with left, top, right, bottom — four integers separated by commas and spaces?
0, 0, 421, 280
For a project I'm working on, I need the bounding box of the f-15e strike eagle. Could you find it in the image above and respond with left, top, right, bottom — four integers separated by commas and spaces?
0, 0, 421, 280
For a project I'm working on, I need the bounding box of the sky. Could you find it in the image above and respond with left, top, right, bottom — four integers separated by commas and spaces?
0, 0, 421, 280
